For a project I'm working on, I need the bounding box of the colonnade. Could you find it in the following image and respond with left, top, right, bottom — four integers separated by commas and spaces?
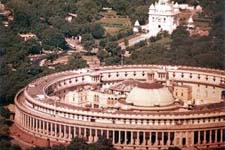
194, 129, 224, 145
18, 111, 225, 148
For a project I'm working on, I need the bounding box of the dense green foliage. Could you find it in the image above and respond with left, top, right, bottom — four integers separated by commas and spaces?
126, 0, 225, 69
0, 106, 21, 150
32, 136, 114, 150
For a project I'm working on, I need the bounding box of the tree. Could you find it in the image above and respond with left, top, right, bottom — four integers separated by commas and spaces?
171, 26, 189, 42
97, 49, 108, 62
124, 38, 129, 47
51, 144, 66, 150
131, 5, 149, 24
0, 125, 9, 139
46, 53, 58, 63
68, 54, 88, 69
81, 34, 96, 52
75, 0, 101, 23
41, 28, 67, 50
67, 137, 88, 150
91, 24, 105, 39
168, 146, 181, 150
23, 39, 42, 54
88, 136, 114, 150
111, 0, 129, 15
0, 107, 10, 119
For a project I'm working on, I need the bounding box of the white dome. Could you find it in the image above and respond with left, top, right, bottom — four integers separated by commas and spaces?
134, 20, 140, 26
126, 86, 174, 107
149, 4, 155, 10
174, 2, 179, 8
188, 16, 194, 23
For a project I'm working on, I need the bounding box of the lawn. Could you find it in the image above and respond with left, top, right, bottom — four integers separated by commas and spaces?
97, 10, 132, 35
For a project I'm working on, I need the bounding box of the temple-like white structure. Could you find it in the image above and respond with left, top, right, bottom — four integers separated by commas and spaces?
148, 0, 180, 37
133, 0, 180, 37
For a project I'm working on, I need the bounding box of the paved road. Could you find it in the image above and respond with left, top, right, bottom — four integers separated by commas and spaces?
119, 33, 149, 50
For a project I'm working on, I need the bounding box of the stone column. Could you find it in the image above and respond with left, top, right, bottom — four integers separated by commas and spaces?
42, 120, 46, 134
23, 114, 25, 126
50, 122, 53, 136
43, 121, 45, 134
136, 131, 139, 145
124, 131, 127, 144
167, 131, 170, 145
35, 118, 38, 132
162, 132, 164, 146
101, 129, 103, 136
69, 126, 71, 139
209, 130, 212, 144
22, 114, 25, 127
215, 130, 217, 143
41, 121, 44, 133
33, 118, 35, 131
24, 114, 26, 127
155, 132, 158, 146
198, 131, 201, 144
64, 125, 67, 139
25, 115, 27, 128
59, 124, 62, 138
29, 116, 33, 130
39, 119, 41, 133
31, 117, 33, 130
79, 127, 81, 138
74, 126, 77, 138
203, 130, 206, 144
143, 132, 146, 145
41, 120, 44, 133
171, 132, 174, 145
89, 128, 92, 142
43, 120, 48, 134
26, 115, 28, 128
221, 129, 223, 143
131, 131, 133, 145
148, 132, 152, 145
46, 121, 48, 135
94, 129, 98, 142
55, 123, 57, 137
106, 130, 109, 139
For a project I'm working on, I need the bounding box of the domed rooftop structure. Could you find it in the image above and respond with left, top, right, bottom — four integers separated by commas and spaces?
134, 20, 140, 26
126, 82, 174, 107
188, 16, 194, 24
149, 4, 155, 10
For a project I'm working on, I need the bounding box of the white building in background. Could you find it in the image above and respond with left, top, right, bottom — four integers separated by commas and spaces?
133, 0, 191, 38
133, 20, 140, 32
187, 16, 195, 29
148, 0, 180, 37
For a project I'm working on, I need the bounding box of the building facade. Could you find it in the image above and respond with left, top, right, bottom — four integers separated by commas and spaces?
14, 65, 225, 149
133, 0, 180, 37
148, 0, 179, 37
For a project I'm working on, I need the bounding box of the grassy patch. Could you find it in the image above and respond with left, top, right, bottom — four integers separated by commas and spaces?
97, 11, 132, 35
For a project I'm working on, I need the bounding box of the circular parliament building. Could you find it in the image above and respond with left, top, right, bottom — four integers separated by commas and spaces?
14, 65, 225, 149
